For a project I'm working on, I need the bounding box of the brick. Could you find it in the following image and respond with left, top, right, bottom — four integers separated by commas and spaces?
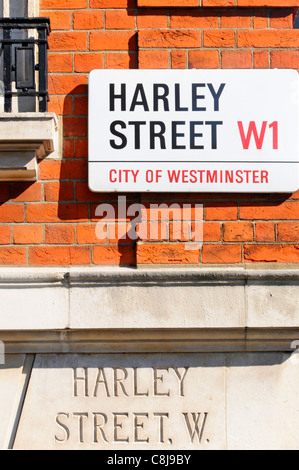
255, 222, 276, 242
204, 30, 236, 48
189, 50, 219, 68
291, 188, 299, 199
48, 54, 73, 73
42, 11, 71, 30
223, 222, 254, 241
277, 222, 299, 241
0, 184, 10, 202
170, 11, 218, 29
139, 30, 202, 48
93, 245, 136, 266
240, 201, 299, 220
76, 182, 106, 202
137, 10, 168, 29
270, 9, 294, 28
49, 32, 87, 52
12, 183, 42, 202
0, 226, 11, 245
106, 52, 137, 69
271, 50, 299, 68
74, 53, 104, 73
29, 246, 91, 265
137, 222, 168, 241
141, 204, 182, 222
138, 0, 199, 6
40, 0, 87, 8
45, 225, 75, 244
244, 244, 299, 263
205, 202, 238, 221
0, 247, 26, 265
75, 139, 88, 158
63, 117, 87, 137
238, 0, 299, 6
44, 182, 74, 202
139, 50, 169, 69
61, 161, 88, 180
74, 96, 88, 116
171, 50, 187, 69
253, 9, 268, 29
169, 222, 190, 242
77, 224, 107, 244
0, 204, 24, 223
39, 161, 61, 180
73, 11, 104, 30
109, 223, 137, 243
238, 29, 299, 48
137, 243, 200, 264
63, 139, 74, 159
91, 203, 133, 222
202, 222, 221, 242
48, 75, 87, 96
221, 50, 252, 68
91, 0, 135, 6
202, 244, 242, 264
253, 50, 269, 68
105, 10, 135, 29
26, 204, 88, 223
13, 226, 43, 245
220, 11, 251, 28
203, 0, 235, 5
39, 161, 88, 180
48, 96, 73, 115
90, 31, 137, 51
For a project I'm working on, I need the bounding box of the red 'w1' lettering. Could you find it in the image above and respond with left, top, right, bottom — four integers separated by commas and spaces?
237, 121, 278, 150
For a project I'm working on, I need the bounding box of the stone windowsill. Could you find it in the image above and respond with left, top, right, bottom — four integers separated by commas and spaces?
0, 113, 59, 182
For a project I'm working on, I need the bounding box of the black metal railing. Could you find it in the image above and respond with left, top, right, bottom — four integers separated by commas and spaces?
0, 17, 50, 113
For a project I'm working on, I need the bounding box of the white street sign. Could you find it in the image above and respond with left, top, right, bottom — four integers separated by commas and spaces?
88, 69, 299, 193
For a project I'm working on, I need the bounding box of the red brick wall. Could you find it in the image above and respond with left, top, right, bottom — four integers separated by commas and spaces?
1, 0, 299, 267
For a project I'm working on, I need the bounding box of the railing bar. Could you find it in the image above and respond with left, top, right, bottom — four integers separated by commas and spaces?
5, 91, 48, 96
38, 27, 48, 112
3, 27, 12, 112
0, 39, 47, 44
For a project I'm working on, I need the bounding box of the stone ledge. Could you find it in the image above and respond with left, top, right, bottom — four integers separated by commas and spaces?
1, 328, 299, 354
0, 113, 60, 182
1, 265, 299, 283
0, 266, 298, 351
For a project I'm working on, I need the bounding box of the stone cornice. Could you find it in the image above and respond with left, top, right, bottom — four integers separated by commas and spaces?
0, 266, 298, 354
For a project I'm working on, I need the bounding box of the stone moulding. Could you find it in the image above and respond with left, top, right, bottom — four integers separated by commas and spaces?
0, 266, 299, 354
0, 113, 59, 182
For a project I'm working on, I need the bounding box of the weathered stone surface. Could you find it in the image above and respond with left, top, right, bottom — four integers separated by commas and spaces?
226, 352, 299, 450
12, 352, 299, 450
69, 282, 245, 329
0, 281, 68, 330
13, 353, 226, 450
0, 355, 34, 449
247, 281, 299, 327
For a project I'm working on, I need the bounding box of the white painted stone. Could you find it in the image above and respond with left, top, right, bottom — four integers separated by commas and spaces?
0, 113, 60, 181
69, 283, 246, 329
13, 353, 226, 450
12, 352, 299, 450
0, 113, 58, 157
226, 353, 299, 450
0, 283, 68, 330
0, 355, 34, 449
247, 282, 299, 327
1, 266, 299, 340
